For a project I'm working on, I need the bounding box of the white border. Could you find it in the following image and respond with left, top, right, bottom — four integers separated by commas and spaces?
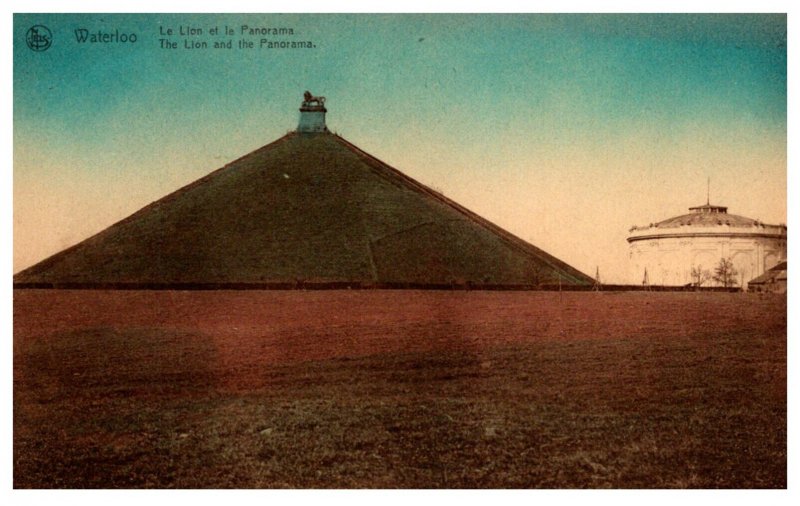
3, 2, 795, 505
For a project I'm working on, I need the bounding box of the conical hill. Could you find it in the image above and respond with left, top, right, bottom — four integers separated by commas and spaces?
14, 99, 591, 289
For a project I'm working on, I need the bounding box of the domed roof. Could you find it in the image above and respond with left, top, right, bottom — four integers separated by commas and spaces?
654, 204, 759, 229
627, 202, 786, 242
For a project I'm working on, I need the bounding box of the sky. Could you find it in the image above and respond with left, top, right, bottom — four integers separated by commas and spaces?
13, 13, 787, 283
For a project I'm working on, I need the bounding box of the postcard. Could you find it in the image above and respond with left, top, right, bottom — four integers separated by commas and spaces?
12, 13, 787, 489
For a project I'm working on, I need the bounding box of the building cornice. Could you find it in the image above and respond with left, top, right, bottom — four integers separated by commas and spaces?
627, 231, 787, 243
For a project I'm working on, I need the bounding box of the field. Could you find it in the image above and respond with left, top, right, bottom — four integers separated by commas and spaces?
13, 289, 786, 488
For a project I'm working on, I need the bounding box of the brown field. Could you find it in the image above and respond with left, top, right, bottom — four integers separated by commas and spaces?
13, 289, 786, 488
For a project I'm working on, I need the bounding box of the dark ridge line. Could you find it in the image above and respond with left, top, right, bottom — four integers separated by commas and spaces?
14, 133, 298, 279
12, 281, 741, 292
331, 133, 593, 285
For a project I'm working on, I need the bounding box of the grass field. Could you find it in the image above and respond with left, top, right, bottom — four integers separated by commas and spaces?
13, 289, 786, 488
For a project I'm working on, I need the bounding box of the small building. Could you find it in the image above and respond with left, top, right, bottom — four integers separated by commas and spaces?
747, 261, 787, 293
627, 203, 786, 287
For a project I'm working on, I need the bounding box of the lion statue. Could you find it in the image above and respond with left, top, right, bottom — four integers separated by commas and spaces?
303, 90, 326, 107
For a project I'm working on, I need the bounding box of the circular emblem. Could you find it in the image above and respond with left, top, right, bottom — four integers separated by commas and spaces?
26, 25, 52, 52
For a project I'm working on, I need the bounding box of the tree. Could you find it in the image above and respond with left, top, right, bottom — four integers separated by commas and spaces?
529, 262, 552, 288
690, 265, 711, 287
712, 257, 739, 287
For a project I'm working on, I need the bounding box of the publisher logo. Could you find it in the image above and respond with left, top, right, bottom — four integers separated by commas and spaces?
26, 25, 52, 52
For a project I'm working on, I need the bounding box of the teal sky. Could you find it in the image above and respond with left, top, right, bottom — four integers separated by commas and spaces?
13, 13, 787, 282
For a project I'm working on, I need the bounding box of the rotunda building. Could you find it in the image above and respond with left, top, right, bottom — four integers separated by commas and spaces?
627, 203, 786, 287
